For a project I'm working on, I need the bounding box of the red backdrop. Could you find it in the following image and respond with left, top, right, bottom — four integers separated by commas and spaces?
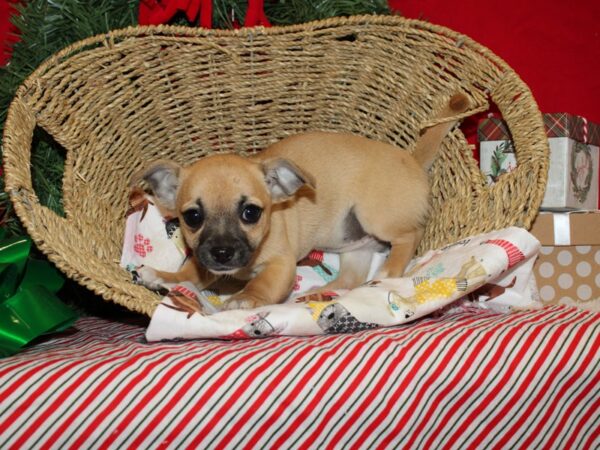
2, 0, 599, 121
0, 0, 18, 67
389, 0, 600, 123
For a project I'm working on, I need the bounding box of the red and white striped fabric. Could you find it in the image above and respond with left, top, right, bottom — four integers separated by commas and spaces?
0, 305, 599, 449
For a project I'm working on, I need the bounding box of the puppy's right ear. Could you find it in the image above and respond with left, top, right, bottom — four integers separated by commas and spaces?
130, 160, 182, 211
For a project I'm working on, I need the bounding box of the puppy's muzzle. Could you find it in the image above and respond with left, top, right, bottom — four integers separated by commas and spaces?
197, 236, 253, 273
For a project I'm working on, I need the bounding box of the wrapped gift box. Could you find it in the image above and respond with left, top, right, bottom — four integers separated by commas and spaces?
529, 211, 600, 310
479, 113, 600, 210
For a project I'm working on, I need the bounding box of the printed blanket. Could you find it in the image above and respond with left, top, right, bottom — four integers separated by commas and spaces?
121, 194, 542, 341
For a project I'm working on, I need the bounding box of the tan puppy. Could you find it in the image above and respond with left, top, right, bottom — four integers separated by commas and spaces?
133, 94, 470, 309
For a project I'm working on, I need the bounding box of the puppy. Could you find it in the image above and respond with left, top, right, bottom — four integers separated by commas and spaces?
133, 94, 470, 309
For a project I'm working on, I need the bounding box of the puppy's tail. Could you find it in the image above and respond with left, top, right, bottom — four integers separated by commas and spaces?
412, 93, 471, 169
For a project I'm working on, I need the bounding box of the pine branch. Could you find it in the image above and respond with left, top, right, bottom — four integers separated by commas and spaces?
264, 0, 389, 25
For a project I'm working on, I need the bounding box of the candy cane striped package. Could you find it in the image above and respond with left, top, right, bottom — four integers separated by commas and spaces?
120, 197, 543, 341
1, 307, 599, 449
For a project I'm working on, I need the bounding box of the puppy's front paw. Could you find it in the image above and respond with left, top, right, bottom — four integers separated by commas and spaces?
375, 268, 391, 280
134, 266, 166, 291
224, 293, 264, 310
376, 266, 404, 280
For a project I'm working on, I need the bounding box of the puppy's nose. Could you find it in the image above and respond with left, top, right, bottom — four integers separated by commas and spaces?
210, 246, 235, 264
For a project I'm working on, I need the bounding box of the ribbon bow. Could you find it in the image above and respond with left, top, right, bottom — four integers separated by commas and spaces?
138, 0, 271, 28
0, 230, 77, 357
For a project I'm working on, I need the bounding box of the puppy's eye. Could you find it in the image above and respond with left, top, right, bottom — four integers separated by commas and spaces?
182, 208, 204, 228
240, 204, 262, 224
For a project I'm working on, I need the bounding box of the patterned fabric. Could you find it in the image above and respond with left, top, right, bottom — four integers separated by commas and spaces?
121, 191, 187, 274
147, 227, 542, 341
0, 307, 599, 448
483, 239, 525, 268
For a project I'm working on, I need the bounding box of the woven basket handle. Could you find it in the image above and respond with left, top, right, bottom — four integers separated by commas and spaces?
3, 97, 59, 229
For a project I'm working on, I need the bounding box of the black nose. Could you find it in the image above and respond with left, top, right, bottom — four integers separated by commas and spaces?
210, 246, 235, 264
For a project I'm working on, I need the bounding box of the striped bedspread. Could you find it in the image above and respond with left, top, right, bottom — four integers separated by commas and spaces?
0, 305, 598, 449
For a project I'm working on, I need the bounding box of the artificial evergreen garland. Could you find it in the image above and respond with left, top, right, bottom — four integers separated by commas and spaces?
0, 0, 140, 236
0, 0, 390, 237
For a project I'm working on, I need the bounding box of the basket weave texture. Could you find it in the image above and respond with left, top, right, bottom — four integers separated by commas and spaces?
3, 16, 548, 316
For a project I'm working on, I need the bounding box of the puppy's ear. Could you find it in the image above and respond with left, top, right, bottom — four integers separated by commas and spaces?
130, 160, 182, 211
261, 158, 315, 202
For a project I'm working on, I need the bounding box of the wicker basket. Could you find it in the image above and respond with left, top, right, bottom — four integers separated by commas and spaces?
2, 16, 548, 316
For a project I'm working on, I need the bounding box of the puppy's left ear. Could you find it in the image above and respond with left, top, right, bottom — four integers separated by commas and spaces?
261, 158, 316, 202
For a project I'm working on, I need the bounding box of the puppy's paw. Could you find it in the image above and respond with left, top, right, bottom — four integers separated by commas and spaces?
376, 265, 405, 280
224, 293, 264, 310
134, 266, 166, 291
375, 268, 390, 280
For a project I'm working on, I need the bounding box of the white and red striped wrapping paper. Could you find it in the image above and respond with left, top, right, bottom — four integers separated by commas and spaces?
0, 305, 599, 449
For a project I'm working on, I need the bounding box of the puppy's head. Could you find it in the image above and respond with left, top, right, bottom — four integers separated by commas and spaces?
132, 154, 314, 274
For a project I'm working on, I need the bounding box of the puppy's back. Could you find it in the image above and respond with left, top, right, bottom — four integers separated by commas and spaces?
257, 131, 427, 192
257, 131, 431, 218
256, 132, 431, 257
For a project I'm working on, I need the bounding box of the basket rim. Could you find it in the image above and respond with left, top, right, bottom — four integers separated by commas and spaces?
13, 14, 514, 100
